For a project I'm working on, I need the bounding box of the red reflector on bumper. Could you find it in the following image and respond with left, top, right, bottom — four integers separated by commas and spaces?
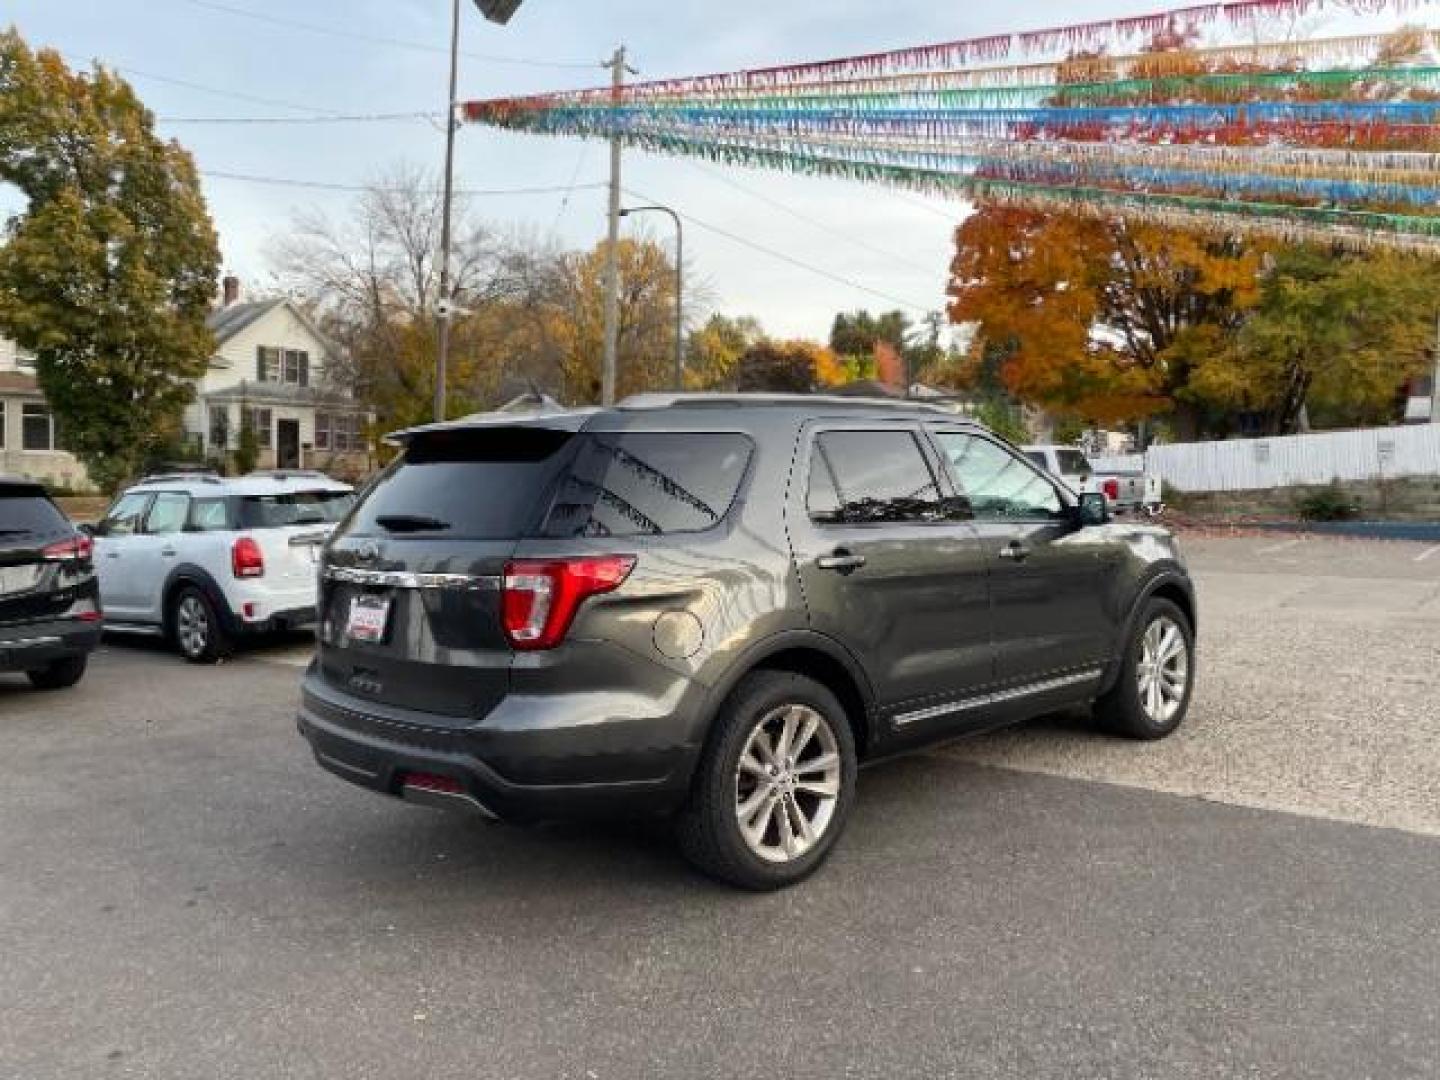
402, 772, 465, 796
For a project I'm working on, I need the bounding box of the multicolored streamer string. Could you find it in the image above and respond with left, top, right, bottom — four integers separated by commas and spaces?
464, 0, 1440, 250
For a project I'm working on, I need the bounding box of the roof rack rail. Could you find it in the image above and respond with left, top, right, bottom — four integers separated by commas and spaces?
244, 469, 331, 481
618, 392, 956, 414
140, 467, 223, 485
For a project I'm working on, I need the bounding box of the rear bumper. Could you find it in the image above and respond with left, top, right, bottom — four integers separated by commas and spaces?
0, 618, 102, 673
233, 605, 316, 637
296, 669, 701, 824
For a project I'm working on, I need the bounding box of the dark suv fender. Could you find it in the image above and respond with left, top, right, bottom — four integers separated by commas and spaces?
1099, 567, 1197, 696
687, 629, 880, 759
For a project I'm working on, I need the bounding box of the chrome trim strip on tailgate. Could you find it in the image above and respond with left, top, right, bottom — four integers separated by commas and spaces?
0, 636, 63, 650
894, 668, 1104, 728
323, 566, 500, 592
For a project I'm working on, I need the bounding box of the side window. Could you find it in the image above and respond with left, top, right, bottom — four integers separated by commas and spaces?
144, 493, 191, 535
541, 432, 753, 538
189, 498, 231, 532
934, 433, 1065, 521
810, 430, 950, 525
100, 493, 151, 537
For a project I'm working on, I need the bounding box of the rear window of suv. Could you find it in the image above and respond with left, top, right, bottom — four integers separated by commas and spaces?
348, 428, 753, 540
239, 490, 355, 529
541, 432, 753, 538
0, 487, 69, 537
349, 427, 577, 539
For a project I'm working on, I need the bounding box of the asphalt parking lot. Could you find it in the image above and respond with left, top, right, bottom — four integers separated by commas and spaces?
2, 534, 1437, 1079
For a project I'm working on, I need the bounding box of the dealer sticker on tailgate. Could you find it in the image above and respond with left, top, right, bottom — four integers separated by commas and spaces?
346, 594, 391, 643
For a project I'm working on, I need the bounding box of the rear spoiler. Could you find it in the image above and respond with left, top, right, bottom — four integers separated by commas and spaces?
385, 409, 597, 447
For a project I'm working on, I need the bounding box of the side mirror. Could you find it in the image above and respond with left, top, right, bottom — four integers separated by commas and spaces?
1077, 492, 1110, 527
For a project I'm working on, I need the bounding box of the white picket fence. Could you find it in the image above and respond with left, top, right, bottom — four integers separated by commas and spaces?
1090, 424, 1440, 493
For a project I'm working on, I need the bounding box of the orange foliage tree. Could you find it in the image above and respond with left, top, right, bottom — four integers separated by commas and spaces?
947, 207, 1269, 435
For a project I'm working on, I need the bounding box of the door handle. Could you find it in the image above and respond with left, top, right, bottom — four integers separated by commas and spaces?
105, 552, 121, 559
160, 547, 178, 558
817, 551, 867, 573
998, 541, 1032, 562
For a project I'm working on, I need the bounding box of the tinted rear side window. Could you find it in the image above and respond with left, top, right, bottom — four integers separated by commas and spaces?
350, 427, 576, 539
542, 433, 753, 538
810, 430, 946, 524
240, 491, 355, 529
0, 490, 69, 537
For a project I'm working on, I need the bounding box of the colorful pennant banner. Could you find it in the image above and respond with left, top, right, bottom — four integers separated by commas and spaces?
464, 0, 1440, 251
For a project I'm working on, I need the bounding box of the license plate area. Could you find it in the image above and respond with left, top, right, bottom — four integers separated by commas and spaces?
346, 593, 392, 643
0, 565, 40, 596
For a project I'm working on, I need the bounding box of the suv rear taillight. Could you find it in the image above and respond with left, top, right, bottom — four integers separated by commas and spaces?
502, 556, 635, 651
232, 536, 265, 578
1102, 478, 1120, 502
42, 533, 93, 562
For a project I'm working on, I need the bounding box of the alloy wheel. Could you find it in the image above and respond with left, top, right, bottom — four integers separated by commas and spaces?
1137, 616, 1189, 725
734, 704, 842, 864
177, 595, 210, 658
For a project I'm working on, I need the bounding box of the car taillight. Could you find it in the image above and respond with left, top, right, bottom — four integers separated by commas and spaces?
42, 534, 93, 562
232, 536, 265, 578
1102, 478, 1120, 502
501, 556, 635, 651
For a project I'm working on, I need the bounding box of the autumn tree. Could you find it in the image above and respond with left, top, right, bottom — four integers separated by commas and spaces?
269, 163, 516, 430
736, 340, 822, 392
1187, 248, 1440, 433
685, 313, 764, 389
948, 206, 1268, 436
0, 32, 221, 491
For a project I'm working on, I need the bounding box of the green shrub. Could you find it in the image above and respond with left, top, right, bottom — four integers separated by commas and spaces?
1297, 480, 1361, 522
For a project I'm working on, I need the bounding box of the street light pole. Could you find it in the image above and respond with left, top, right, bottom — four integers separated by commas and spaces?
434, 0, 463, 424
620, 205, 684, 391
435, 0, 527, 423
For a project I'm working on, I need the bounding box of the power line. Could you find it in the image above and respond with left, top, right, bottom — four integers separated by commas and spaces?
175, 0, 600, 70
59, 52, 341, 116
202, 169, 606, 197
688, 160, 939, 276
157, 111, 439, 125
625, 187, 934, 314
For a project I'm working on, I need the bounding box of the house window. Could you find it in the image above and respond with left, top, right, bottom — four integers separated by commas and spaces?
242, 407, 273, 449
209, 406, 230, 449
316, 412, 363, 453
22, 402, 54, 451
257, 346, 309, 386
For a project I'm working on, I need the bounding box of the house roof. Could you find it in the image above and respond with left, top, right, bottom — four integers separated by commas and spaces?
0, 370, 41, 396
206, 299, 286, 344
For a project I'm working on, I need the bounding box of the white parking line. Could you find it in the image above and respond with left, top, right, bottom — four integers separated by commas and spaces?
1415, 544, 1440, 563
1256, 538, 1305, 556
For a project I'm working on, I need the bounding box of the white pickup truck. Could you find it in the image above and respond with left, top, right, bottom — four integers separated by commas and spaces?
1022, 444, 1163, 517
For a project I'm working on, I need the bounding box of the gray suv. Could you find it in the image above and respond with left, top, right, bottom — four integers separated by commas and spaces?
298, 395, 1197, 890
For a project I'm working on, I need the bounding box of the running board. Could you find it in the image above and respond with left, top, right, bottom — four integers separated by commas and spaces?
102, 622, 165, 637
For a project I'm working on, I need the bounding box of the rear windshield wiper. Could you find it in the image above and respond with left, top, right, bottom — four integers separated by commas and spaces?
374, 514, 451, 533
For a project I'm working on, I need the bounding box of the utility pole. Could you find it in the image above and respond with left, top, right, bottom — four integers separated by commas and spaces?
600, 45, 630, 407
434, 0, 463, 423
1432, 310, 1440, 423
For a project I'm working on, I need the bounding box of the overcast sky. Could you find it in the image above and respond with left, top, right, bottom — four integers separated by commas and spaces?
5, 0, 1412, 339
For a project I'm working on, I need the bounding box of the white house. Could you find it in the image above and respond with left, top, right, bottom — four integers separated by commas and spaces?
190, 278, 371, 477
0, 338, 84, 489
0, 278, 371, 489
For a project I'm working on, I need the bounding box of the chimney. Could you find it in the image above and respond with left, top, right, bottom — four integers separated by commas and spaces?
222, 275, 240, 307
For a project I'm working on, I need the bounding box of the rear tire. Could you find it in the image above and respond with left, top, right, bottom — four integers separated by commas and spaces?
26, 655, 88, 691
169, 586, 232, 665
676, 671, 858, 891
1094, 598, 1195, 740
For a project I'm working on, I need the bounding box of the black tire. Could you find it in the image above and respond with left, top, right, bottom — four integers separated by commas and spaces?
676, 670, 858, 891
168, 585, 232, 664
26, 655, 88, 691
1094, 598, 1195, 740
